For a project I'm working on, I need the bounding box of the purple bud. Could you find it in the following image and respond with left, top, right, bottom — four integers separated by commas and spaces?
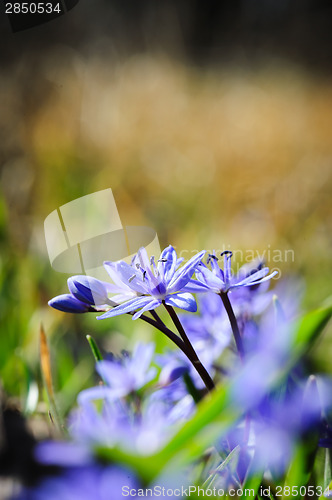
48, 294, 93, 313
68, 276, 111, 306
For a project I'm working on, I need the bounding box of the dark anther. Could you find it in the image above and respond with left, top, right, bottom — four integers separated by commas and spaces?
158, 258, 168, 263
207, 254, 218, 264
128, 274, 136, 283
142, 270, 147, 280
220, 250, 233, 259
135, 263, 140, 269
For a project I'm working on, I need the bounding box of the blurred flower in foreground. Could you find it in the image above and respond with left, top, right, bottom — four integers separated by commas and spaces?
79, 342, 156, 401
14, 463, 138, 500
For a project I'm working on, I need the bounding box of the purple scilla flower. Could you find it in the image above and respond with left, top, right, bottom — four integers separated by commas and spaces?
191, 251, 277, 295
48, 276, 116, 314
35, 442, 93, 467
97, 245, 205, 320
78, 342, 156, 401
70, 388, 183, 455
67, 342, 190, 454
247, 377, 331, 473
13, 463, 138, 500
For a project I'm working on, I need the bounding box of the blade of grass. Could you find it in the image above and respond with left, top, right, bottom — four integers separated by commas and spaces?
86, 335, 103, 362
40, 324, 65, 436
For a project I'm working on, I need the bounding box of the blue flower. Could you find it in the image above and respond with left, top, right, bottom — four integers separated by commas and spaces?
70, 385, 181, 455
191, 251, 277, 295
97, 246, 205, 320
78, 342, 156, 401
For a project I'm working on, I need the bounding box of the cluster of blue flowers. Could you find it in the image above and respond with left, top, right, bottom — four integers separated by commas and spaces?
14, 246, 332, 499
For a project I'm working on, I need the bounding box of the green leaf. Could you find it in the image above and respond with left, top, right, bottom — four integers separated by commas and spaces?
283, 445, 309, 496
324, 449, 332, 491
86, 335, 103, 362
292, 303, 332, 358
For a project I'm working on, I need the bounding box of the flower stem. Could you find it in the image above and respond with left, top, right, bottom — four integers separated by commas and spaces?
149, 309, 167, 328
163, 303, 215, 392
219, 292, 244, 361
139, 313, 187, 353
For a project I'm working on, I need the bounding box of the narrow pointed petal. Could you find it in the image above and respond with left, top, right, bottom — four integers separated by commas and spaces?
182, 278, 211, 293
97, 296, 153, 320
109, 292, 137, 304
168, 250, 206, 293
224, 252, 233, 283
195, 265, 224, 292
114, 261, 148, 294
158, 245, 178, 283
104, 261, 132, 289
165, 292, 197, 312
131, 343, 155, 375
234, 267, 271, 287
132, 299, 161, 320
232, 270, 278, 289
210, 257, 222, 277
137, 247, 158, 286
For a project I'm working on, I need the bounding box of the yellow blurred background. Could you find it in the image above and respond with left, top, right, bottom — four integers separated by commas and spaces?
2, 53, 331, 301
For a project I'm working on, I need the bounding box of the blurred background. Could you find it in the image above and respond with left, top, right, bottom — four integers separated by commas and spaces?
0, 1, 331, 425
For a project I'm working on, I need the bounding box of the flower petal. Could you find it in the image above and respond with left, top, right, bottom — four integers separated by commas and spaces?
165, 292, 197, 312
104, 261, 132, 290
195, 265, 224, 292
96, 296, 153, 320
113, 261, 148, 294
233, 268, 271, 287
158, 245, 178, 284
137, 247, 159, 287
232, 270, 278, 289
132, 299, 161, 320
182, 278, 211, 293
168, 250, 206, 293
